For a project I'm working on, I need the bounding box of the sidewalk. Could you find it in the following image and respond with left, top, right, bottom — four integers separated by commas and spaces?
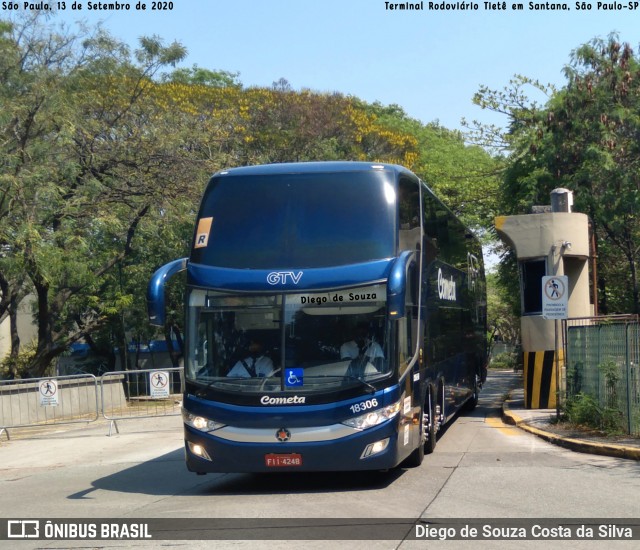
502, 385, 640, 461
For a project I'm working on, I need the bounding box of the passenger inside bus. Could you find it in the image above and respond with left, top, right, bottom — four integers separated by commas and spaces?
227, 338, 275, 378
341, 323, 384, 374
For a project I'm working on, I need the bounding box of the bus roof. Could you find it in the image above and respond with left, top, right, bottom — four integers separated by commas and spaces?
213, 161, 416, 178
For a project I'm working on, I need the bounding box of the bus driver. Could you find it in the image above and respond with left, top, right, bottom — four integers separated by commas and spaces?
340, 323, 384, 362
227, 338, 275, 378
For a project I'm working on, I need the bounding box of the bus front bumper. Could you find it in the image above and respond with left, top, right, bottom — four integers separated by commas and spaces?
183, 420, 409, 473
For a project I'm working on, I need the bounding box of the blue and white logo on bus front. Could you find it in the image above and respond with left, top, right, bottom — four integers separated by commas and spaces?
260, 395, 307, 405
267, 271, 303, 285
285, 368, 304, 387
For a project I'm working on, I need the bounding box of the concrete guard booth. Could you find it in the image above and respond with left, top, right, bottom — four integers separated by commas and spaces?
495, 189, 592, 408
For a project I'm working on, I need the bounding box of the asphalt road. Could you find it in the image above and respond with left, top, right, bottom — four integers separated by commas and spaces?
1, 370, 639, 549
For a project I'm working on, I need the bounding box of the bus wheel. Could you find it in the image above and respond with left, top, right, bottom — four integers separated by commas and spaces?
425, 388, 438, 454
464, 375, 480, 412
403, 406, 425, 468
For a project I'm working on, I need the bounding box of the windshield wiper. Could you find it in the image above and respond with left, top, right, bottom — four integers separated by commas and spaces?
341, 375, 376, 394
194, 373, 378, 396
303, 373, 373, 394
193, 377, 245, 396
302, 374, 378, 394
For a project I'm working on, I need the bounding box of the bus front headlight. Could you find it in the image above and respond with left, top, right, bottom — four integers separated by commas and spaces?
182, 409, 225, 433
342, 400, 401, 430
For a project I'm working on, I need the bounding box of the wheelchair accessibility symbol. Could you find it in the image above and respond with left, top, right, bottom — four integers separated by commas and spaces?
285, 368, 304, 387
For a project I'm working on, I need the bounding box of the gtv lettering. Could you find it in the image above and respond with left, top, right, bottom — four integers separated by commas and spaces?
267, 271, 303, 285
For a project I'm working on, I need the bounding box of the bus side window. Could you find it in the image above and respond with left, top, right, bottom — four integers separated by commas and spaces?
398, 176, 421, 253
399, 260, 420, 376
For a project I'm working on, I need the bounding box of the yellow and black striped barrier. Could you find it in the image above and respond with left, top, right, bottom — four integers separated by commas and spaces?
522, 350, 564, 409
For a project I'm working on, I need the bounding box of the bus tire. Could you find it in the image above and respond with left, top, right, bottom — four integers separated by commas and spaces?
403, 405, 426, 468
425, 387, 438, 454
464, 376, 480, 411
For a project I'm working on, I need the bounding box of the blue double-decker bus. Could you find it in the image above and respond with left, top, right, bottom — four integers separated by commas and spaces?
148, 162, 487, 473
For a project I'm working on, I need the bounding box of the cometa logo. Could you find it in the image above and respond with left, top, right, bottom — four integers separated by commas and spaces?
260, 395, 306, 405
437, 268, 457, 302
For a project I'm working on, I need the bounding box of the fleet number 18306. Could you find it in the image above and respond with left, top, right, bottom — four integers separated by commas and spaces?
350, 398, 379, 414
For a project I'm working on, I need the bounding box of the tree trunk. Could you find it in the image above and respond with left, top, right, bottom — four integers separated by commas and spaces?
8, 302, 21, 378
164, 325, 178, 368
31, 279, 55, 377
629, 256, 639, 315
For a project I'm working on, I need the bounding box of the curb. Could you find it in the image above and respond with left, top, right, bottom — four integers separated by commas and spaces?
501, 400, 640, 461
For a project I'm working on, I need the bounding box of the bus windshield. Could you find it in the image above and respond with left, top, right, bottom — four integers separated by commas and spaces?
190, 170, 396, 268
187, 285, 392, 392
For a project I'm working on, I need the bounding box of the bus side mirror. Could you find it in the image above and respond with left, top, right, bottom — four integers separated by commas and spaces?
147, 258, 188, 326
387, 250, 414, 319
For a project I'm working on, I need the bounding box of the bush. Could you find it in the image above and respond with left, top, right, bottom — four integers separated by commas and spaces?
490, 351, 521, 370
562, 392, 625, 435
563, 392, 600, 426
0, 344, 37, 379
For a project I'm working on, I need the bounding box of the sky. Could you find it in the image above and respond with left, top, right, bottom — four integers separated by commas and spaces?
30, 0, 640, 134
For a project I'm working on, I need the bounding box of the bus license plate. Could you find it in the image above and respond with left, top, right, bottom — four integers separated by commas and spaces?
265, 453, 302, 467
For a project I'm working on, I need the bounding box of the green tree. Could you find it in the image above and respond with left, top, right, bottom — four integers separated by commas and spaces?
544, 36, 640, 313
471, 35, 640, 314
165, 64, 241, 88
365, 102, 502, 233
1, 15, 505, 379
0, 14, 187, 376
486, 268, 520, 347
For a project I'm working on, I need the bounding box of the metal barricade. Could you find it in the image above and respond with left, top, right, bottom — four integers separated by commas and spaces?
0, 374, 99, 440
564, 315, 640, 436
100, 367, 183, 436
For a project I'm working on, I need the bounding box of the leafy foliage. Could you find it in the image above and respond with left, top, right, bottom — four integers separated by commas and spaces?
1, 15, 188, 375
472, 34, 640, 314
486, 271, 520, 346
0, 14, 499, 376
563, 392, 625, 435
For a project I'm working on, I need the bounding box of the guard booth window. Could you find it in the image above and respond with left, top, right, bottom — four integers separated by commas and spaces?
520, 259, 546, 315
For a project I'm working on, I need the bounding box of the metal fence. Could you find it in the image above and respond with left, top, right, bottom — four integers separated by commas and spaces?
0, 367, 183, 440
563, 315, 640, 436
101, 367, 183, 435
0, 374, 100, 440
